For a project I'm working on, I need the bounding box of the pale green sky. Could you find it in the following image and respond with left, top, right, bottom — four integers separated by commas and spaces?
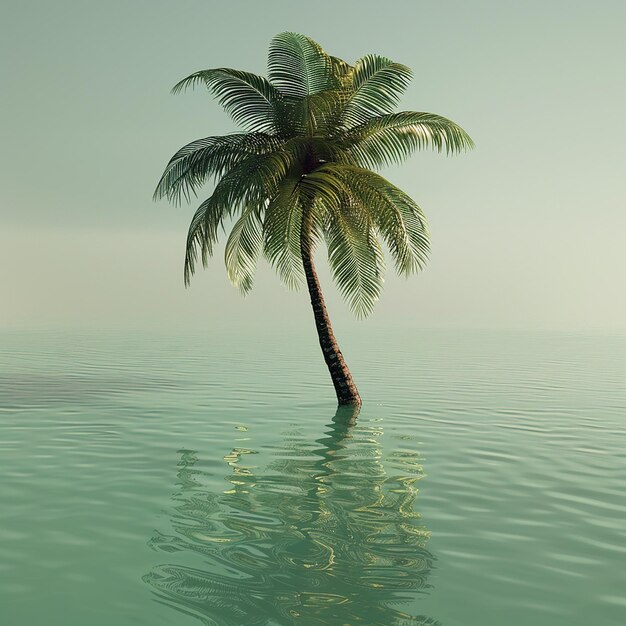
2, 0, 625, 332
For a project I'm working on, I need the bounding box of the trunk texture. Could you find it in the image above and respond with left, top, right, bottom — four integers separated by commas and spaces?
301, 209, 362, 407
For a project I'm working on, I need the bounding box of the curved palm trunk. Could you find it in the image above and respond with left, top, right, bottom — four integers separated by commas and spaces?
301, 210, 362, 407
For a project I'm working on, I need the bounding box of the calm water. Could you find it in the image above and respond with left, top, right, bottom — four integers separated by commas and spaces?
1, 328, 625, 625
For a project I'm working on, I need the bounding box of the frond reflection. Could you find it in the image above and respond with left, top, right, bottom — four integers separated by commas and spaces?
144, 407, 439, 625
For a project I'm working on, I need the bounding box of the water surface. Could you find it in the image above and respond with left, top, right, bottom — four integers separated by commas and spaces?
1, 329, 625, 625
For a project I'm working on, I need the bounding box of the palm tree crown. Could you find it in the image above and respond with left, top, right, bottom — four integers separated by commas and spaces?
155, 32, 473, 317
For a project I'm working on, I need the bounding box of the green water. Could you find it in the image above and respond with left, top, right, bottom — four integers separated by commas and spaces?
1, 329, 625, 625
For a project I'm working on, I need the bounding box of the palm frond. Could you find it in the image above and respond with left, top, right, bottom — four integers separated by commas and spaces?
262, 176, 305, 289
184, 201, 220, 285
299, 166, 384, 316
277, 91, 349, 138
325, 202, 385, 317
210, 150, 293, 209
328, 164, 430, 274
267, 32, 330, 98
302, 162, 428, 277
224, 203, 263, 293
184, 151, 293, 284
154, 133, 281, 205
344, 111, 474, 167
172, 68, 280, 132
327, 55, 354, 89
340, 55, 412, 127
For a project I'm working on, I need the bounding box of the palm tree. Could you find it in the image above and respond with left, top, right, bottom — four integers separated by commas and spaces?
155, 32, 473, 407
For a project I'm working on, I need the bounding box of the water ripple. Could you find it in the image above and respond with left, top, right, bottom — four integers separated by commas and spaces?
1, 329, 625, 625
144, 411, 437, 625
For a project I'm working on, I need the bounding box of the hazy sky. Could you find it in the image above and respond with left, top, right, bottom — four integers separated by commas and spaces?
2, 0, 625, 332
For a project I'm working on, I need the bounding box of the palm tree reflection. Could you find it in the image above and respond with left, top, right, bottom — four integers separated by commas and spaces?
144, 408, 439, 625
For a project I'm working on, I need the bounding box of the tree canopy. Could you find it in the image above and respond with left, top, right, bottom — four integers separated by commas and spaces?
155, 32, 473, 317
